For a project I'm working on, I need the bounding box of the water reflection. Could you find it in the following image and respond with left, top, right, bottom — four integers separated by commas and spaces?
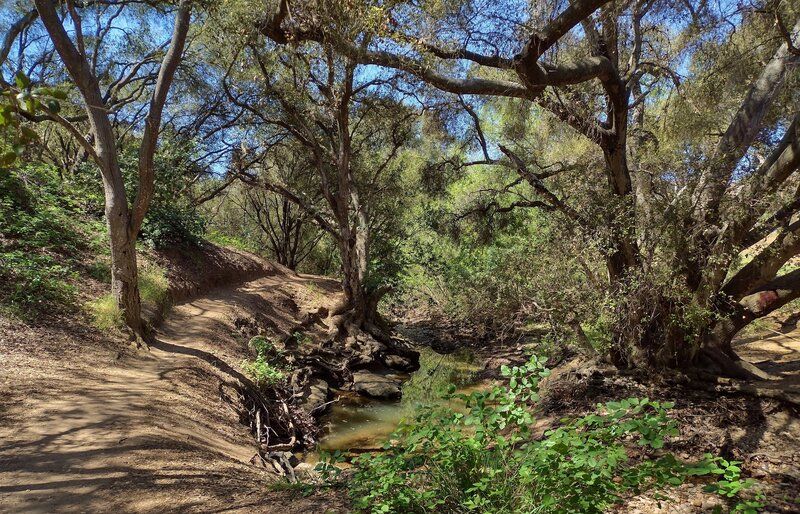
316, 347, 486, 453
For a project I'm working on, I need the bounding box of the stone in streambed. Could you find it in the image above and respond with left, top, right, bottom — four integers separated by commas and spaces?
352, 370, 402, 399
301, 378, 331, 415
383, 353, 418, 372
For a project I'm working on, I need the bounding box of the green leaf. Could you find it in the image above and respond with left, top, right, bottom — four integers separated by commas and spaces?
45, 99, 61, 113
14, 71, 30, 89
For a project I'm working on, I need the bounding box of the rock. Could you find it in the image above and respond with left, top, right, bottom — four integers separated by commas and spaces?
301, 378, 330, 415
383, 353, 418, 372
352, 370, 402, 399
293, 462, 316, 473
484, 357, 513, 371
270, 451, 300, 468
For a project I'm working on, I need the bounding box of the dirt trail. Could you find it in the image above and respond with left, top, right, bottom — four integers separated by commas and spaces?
735, 321, 800, 390
0, 271, 346, 513
1, 260, 798, 513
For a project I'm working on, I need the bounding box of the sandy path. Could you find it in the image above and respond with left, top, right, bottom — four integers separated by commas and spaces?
0, 273, 346, 513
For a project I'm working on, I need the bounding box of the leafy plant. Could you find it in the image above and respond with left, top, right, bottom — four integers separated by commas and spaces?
139, 203, 205, 249
0, 165, 86, 318
687, 456, 766, 513
0, 72, 65, 166
242, 335, 285, 387
317, 356, 764, 514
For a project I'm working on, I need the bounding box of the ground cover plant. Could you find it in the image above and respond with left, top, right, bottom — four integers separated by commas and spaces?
318, 357, 765, 514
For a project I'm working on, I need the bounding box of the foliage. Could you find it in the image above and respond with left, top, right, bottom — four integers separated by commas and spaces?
138, 261, 170, 311
87, 294, 122, 331
87, 261, 169, 330
687, 456, 766, 513
139, 203, 206, 249
318, 357, 763, 513
120, 137, 207, 249
241, 335, 285, 387
0, 164, 86, 318
0, 72, 65, 166
394, 165, 604, 348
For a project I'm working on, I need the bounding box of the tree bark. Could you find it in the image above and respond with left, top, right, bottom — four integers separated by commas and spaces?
108, 209, 143, 335
33, 0, 191, 338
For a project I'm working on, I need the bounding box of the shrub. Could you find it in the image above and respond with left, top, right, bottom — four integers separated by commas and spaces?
0, 165, 85, 318
139, 204, 205, 249
319, 356, 763, 514
242, 335, 285, 387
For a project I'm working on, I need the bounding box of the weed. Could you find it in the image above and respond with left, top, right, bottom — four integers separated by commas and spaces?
139, 261, 169, 313
86, 260, 169, 330
317, 356, 764, 514
87, 294, 123, 331
242, 335, 285, 387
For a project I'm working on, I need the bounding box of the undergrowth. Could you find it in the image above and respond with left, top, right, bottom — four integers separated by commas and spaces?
241, 335, 285, 387
0, 165, 87, 319
316, 356, 764, 514
87, 261, 169, 330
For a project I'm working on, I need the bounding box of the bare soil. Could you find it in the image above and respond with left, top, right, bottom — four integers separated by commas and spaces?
0, 245, 347, 513
2, 244, 798, 513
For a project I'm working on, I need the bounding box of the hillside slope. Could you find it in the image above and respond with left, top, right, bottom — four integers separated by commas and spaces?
0, 244, 347, 513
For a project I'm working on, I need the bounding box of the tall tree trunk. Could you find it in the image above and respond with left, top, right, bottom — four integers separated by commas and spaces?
108, 209, 143, 335
101, 159, 144, 337
337, 223, 369, 325
34, 0, 192, 340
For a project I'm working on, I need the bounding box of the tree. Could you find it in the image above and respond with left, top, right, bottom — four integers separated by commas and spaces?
220, 34, 418, 336
237, 144, 324, 270
30, 0, 192, 337
261, 0, 800, 376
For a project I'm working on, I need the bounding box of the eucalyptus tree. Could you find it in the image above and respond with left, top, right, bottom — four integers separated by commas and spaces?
260, 0, 800, 377
23, 0, 193, 337
219, 32, 418, 336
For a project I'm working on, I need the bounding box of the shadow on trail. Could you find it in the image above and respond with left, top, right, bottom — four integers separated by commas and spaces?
149, 338, 252, 388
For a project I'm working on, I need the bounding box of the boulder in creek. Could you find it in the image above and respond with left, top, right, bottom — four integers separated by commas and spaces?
383, 353, 419, 372
352, 370, 402, 399
300, 378, 331, 415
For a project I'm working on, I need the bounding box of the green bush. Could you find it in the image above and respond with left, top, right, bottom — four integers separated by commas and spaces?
139, 203, 205, 249
318, 356, 763, 514
0, 165, 87, 318
241, 335, 285, 387
138, 262, 169, 309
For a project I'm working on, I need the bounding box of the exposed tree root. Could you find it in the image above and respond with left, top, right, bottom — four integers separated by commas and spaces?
697, 346, 778, 381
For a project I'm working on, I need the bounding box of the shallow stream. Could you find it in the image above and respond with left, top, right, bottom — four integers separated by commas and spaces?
309, 347, 488, 459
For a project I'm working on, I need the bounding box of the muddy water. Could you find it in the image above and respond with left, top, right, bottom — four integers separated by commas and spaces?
312, 347, 487, 457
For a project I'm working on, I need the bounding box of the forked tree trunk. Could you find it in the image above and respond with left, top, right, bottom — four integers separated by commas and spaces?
100, 158, 145, 337
34, 0, 192, 340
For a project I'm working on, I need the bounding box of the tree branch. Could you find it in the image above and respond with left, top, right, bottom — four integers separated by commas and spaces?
130, 0, 192, 236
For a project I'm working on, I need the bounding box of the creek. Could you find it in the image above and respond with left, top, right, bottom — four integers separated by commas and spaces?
307, 347, 488, 460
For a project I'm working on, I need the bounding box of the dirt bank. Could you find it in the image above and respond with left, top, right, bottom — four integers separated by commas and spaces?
0, 244, 348, 513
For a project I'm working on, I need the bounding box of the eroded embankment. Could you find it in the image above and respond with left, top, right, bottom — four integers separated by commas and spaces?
0, 244, 351, 513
